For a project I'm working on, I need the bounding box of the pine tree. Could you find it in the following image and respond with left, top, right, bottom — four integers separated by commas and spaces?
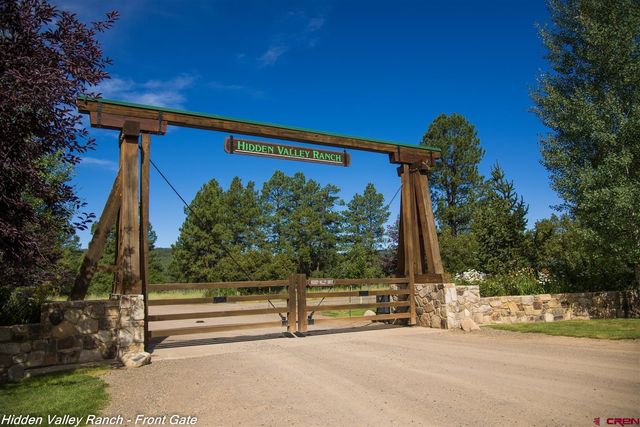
170, 178, 266, 282
337, 183, 390, 278
532, 0, 640, 287
420, 113, 484, 237
473, 164, 529, 274
261, 171, 341, 276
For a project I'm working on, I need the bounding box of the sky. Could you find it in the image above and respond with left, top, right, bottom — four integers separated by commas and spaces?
57, 0, 560, 248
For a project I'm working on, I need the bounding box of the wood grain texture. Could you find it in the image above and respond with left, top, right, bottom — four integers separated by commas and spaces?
117, 131, 141, 294
78, 99, 438, 160
69, 170, 122, 300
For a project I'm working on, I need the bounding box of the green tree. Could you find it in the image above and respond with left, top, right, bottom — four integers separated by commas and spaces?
438, 230, 479, 274
342, 183, 389, 250
420, 113, 485, 237
89, 222, 164, 295
261, 171, 341, 276
473, 164, 529, 274
530, 214, 632, 292
532, 0, 640, 287
170, 178, 266, 282
336, 183, 390, 278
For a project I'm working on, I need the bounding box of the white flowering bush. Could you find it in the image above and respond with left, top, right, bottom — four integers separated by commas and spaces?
454, 269, 487, 283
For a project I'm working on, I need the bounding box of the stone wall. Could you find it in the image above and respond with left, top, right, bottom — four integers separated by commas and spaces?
414, 283, 640, 329
0, 294, 145, 383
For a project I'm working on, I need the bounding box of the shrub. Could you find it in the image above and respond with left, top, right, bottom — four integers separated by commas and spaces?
0, 285, 51, 325
476, 269, 554, 297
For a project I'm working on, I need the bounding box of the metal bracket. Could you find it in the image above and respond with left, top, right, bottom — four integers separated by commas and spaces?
281, 319, 288, 327
359, 290, 369, 297
307, 315, 315, 326
212, 296, 227, 303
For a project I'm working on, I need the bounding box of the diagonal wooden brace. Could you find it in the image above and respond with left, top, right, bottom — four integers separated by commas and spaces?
69, 170, 122, 300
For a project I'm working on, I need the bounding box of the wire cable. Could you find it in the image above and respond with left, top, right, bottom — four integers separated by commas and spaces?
148, 157, 286, 322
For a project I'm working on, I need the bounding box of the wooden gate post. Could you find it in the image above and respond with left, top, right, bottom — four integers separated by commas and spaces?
114, 121, 142, 294
140, 133, 151, 348
287, 274, 298, 334
296, 274, 308, 333
399, 164, 417, 325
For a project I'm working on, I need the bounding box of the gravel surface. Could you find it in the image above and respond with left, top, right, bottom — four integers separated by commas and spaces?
104, 327, 640, 426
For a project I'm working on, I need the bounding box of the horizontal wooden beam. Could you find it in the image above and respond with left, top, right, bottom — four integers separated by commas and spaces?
149, 320, 284, 338
148, 280, 288, 291
414, 273, 449, 283
309, 313, 410, 325
148, 307, 287, 322
90, 112, 167, 135
147, 294, 288, 306
77, 98, 440, 161
303, 301, 410, 312
307, 289, 410, 298
325, 277, 409, 286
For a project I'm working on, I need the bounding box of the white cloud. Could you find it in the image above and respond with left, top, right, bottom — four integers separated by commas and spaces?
256, 10, 328, 67
258, 46, 289, 67
80, 157, 118, 171
94, 74, 195, 108
307, 16, 325, 31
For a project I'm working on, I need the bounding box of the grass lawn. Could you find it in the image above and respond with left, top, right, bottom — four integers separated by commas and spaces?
0, 368, 109, 425
486, 319, 640, 340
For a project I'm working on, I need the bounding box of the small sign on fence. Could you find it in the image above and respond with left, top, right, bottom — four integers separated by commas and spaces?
308, 278, 335, 286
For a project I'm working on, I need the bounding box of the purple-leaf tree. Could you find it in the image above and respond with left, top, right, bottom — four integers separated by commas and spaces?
0, 0, 117, 290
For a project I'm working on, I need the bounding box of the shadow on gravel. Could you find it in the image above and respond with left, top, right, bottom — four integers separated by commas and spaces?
148, 323, 404, 351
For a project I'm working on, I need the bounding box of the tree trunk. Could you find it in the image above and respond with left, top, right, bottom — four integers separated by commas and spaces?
635, 263, 640, 289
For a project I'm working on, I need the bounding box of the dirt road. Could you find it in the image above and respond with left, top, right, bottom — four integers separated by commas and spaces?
105, 327, 640, 426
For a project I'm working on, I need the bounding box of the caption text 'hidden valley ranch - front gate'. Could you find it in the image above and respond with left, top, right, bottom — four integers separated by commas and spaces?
68, 97, 447, 345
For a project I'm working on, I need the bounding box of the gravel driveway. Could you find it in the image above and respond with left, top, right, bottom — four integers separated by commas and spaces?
104, 327, 640, 426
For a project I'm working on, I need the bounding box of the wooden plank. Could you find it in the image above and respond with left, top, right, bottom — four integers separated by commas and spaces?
415, 171, 444, 274
90, 111, 167, 135
117, 127, 141, 294
77, 98, 440, 160
414, 273, 446, 283
412, 172, 435, 274
148, 280, 288, 291
149, 321, 284, 338
323, 277, 409, 286
147, 294, 288, 306
396, 199, 405, 276
140, 133, 150, 348
304, 302, 410, 312
389, 148, 437, 165
148, 307, 288, 322
308, 289, 410, 298
409, 174, 423, 275
309, 313, 411, 325
287, 275, 297, 333
69, 170, 122, 300
297, 274, 308, 333
400, 164, 417, 326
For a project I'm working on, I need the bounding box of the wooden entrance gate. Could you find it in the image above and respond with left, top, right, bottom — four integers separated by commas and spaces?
144, 273, 451, 339
68, 97, 446, 346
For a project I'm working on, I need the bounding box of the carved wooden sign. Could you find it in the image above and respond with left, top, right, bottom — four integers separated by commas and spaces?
225, 137, 350, 167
